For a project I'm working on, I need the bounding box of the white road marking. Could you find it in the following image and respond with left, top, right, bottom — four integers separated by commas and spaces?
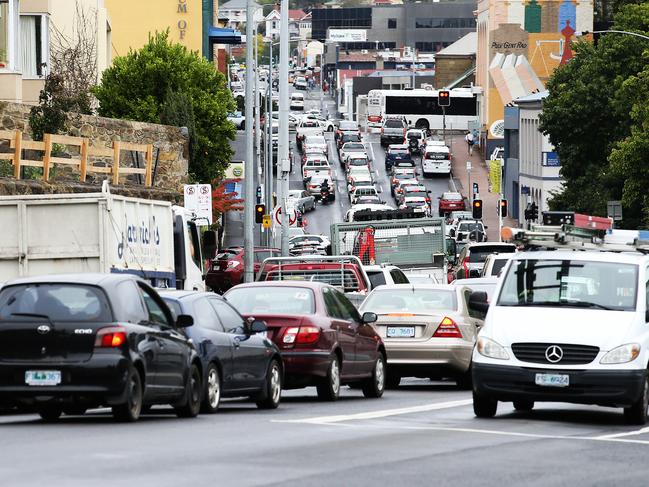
273, 399, 472, 424
595, 426, 649, 439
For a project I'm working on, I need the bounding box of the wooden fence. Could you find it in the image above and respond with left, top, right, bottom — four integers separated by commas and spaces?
0, 130, 154, 186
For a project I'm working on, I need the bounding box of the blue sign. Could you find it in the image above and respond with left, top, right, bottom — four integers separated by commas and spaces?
542, 151, 560, 167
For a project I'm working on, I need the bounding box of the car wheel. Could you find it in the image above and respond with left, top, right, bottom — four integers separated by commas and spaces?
175, 363, 202, 418
473, 389, 497, 418
513, 400, 534, 412
385, 372, 401, 389
624, 374, 649, 425
112, 367, 143, 422
201, 363, 221, 414
362, 354, 386, 398
38, 405, 63, 422
256, 359, 282, 409
317, 356, 341, 401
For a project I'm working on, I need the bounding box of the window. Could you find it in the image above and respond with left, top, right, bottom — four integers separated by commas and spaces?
272, 21, 278, 30
387, 18, 396, 29
334, 290, 361, 322
323, 287, 344, 319
226, 286, 316, 315
211, 299, 246, 333
20, 14, 47, 77
194, 297, 224, 331
139, 284, 172, 327
390, 269, 409, 284
116, 281, 147, 323
186, 221, 202, 270
415, 42, 433, 53
366, 271, 386, 288
0, 0, 19, 70
415, 17, 476, 29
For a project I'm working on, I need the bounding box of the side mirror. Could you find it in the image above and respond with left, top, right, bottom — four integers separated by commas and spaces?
468, 291, 490, 314
250, 319, 268, 334
176, 314, 194, 328
202, 230, 218, 260
362, 311, 378, 324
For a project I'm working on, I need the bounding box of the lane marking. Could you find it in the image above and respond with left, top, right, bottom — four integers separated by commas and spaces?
272, 399, 472, 424
596, 426, 649, 439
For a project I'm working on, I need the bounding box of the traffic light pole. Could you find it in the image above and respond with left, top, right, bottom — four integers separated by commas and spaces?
442, 106, 447, 146
243, 0, 255, 283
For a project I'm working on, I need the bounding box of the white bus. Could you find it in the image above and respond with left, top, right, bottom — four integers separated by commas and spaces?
367, 88, 479, 132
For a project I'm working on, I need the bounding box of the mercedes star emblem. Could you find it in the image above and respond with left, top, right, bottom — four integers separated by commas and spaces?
37, 325, 51, 335
545, 345, 564, 363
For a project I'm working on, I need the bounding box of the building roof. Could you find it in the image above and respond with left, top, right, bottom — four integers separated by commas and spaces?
265, 9, 280, 20
300, 11, 312, 20
339, 51, 377, 62
435, 32, 477, 57
289, 9, 306, 20
220, 0, 260, 10
514, 90, 549, 104
369, 69, 435, 77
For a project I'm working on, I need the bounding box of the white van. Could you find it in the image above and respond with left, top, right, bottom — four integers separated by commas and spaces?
471, 249, 649, 424
290, 93, 305, 110
422, 143, 451, 176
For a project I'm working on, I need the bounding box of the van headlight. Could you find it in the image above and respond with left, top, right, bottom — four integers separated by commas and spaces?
600, 343, 640, 364
477, 337, 510, 360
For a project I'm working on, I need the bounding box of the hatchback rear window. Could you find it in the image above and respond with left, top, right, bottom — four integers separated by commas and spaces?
0, 284, 112, 322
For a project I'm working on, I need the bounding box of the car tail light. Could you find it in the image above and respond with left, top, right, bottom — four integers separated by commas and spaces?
433, 317, 462, 338
282, 326, 321, 345
381, 128, 384, 134
462, 257, 469, 277
95, 326, 127, 348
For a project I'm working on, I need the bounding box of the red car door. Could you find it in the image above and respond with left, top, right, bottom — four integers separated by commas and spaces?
322, 287, 358, 377
334, 290, 377, 377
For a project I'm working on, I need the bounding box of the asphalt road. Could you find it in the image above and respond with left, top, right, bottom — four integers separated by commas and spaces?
4, 379, 649, 486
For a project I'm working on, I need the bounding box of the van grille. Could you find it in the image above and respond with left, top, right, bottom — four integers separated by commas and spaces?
511, 343, 600, 365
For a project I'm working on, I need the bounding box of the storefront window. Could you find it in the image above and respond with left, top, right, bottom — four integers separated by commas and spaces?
0, 1, 9, 68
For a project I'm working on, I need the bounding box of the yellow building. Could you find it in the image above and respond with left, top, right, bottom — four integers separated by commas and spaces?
105, 0, 203, 57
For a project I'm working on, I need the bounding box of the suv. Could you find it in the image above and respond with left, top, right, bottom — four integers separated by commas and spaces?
453, 219, 487, 243
480, 253, 512, 277
471, 249, 649, 424
385, 144, 412, 171
451, 242, 517, 280
364, 264, 410, 289
206, 247, 280, 293
380, 117, 407, 147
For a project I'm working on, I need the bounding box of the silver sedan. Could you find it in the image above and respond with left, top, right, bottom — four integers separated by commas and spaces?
287, 189, 316, 213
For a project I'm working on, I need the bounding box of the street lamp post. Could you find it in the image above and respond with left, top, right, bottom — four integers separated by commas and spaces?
278, 0, 290, 255
243, 0, 255, 282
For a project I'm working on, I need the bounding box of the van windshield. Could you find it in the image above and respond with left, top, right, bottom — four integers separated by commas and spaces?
497, 259, 638, 311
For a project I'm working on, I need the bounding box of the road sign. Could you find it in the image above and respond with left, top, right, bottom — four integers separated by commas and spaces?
466, 160, 472, 171
273, 205, 297, 226
183, 184, 212, 225
262, 215, 271, 229
607, 201, 623, 221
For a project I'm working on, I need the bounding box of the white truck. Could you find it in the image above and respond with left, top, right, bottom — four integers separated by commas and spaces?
0, 187, 216, 290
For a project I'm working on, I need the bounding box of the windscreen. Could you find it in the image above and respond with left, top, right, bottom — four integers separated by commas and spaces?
384, 120, 404, 128
226, 287, 315, 314
498, 259, 638, 311
0, 284, 112, 322
363, 289, 457, 313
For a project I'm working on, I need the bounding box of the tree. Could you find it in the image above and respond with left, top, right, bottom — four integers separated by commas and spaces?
539, 2, 649, 226
92, 31, 236, 183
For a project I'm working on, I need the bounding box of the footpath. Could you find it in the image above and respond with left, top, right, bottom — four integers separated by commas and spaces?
448, 134, 517, 241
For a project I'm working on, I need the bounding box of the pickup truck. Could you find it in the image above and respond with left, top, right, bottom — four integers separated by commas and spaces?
296, 119, 324, 151
302, 159, 332, 181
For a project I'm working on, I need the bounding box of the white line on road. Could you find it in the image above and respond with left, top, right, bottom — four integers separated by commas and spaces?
595, 426, 649, 439
272, 399, 473, 425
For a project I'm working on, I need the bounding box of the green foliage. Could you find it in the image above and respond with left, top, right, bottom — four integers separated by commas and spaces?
539, 2, 649, 227
92, 31, 236, 183
29, 73, 92, 141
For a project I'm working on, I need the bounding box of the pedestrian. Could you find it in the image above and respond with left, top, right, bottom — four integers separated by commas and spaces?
465, 131, 475, 156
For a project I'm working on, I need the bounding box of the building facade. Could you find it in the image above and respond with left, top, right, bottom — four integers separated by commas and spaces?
218, 0, 263, 30
476, 0, 593, 154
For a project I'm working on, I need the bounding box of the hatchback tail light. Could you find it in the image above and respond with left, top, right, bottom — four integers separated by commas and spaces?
282, 326, 321, 345
95, 326, 127, 348
381, 128, 384, 135
433, 317, 462, 338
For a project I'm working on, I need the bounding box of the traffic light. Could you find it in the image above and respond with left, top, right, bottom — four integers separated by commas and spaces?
472, 199, 483, 219
255, 204, 265, 224
499, 199, 508, 217
438, 90, 450, 107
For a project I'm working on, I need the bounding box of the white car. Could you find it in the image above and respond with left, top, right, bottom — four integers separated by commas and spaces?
480, 254, 512, 277
339, 142, 366, 163
303, 135, 328, 157
345, 203, 395, 222
471, 249, 649, 424
422, 143, 451, 176
290, 93, 305, 110
227, 111, 245, 129
363, 264, 410, 289
302, 158, 331, 180
400, 196, 431, 216
288, 234, 331, 256
347, 166, 373, 189
294, 76, 308, 90
349, 185, 379, 205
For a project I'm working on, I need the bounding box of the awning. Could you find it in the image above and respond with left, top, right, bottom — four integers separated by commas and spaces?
208, 27, 241, 45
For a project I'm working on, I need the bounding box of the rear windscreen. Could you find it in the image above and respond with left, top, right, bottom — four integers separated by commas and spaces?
366, 271, 387, 288
263, 269, 361, 292
384, 120, 404, 128
0, 284, 112, 322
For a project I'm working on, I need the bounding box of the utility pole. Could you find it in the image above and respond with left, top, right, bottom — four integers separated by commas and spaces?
254, 25, 261, 187
265, 41, 274, 247
243, 0, 255, 282
278, 0, 290, 255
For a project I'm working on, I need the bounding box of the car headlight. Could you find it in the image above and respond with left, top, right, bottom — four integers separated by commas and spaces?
477, 337, 510, 360
600, 343, 640, 364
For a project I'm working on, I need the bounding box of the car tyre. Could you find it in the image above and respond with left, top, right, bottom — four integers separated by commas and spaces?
473, 390, 498, 418
38, 405, 63, 422
201, 363, 221, 414
256, 359, 282, 409
513, 400, 534, 412
317, 356, 341, 401
362, 354, 386, 398
385, 372, 401, 389
175, 364, 202, 418
112, 367, 143, 422
624, 374, 649, 425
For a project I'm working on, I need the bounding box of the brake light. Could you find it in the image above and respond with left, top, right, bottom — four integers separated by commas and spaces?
433, 317, 462, 338
282, 326, 321, 345
462, 257, 469, 277
95, 326, 127, 348
381, 128, 384, 134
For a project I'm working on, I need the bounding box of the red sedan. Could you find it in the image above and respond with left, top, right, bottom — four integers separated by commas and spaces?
438, 191, 467, 216
225, 281, 386, 401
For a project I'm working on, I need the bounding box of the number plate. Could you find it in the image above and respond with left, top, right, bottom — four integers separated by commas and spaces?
386, 326, 415, 338
535, 373, 569, 388
25, 370, 61, 386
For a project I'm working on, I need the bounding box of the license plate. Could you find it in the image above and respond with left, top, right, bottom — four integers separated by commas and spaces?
535, 373, 569, 387
25, 370, 61, 386
386, 326, 415, 338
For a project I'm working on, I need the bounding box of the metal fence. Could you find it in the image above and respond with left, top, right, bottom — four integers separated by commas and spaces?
330, 217, 447, 266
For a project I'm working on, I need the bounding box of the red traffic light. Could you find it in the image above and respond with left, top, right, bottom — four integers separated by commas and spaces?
438, 90, 450, 107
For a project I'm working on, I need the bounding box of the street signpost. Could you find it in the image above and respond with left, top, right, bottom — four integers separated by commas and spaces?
183, 184, 212, 225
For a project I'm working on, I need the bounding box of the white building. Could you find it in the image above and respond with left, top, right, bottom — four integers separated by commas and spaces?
219, 0, 263, 30
298, 11, 311, 40
264, 8, 280, 40
515, 91, 563, 222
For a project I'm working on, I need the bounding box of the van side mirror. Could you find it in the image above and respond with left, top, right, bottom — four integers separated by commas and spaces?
468, 291, 489, 314
202, 230, 218, 260
176, 314, 194, 328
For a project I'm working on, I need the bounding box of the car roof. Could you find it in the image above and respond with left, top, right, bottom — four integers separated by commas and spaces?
228, 281, 331, 291
453, 276, 500, 285
442, 192, 462, 198
158, 290, 225, 302
388, 144, 408, 150
3, 272, 140, 287
369, 283, 456, 292
510, 250, 648, 264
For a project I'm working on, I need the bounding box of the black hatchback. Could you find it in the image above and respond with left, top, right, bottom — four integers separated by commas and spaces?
160, 291, 283, 412
0, 274, 202, 422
